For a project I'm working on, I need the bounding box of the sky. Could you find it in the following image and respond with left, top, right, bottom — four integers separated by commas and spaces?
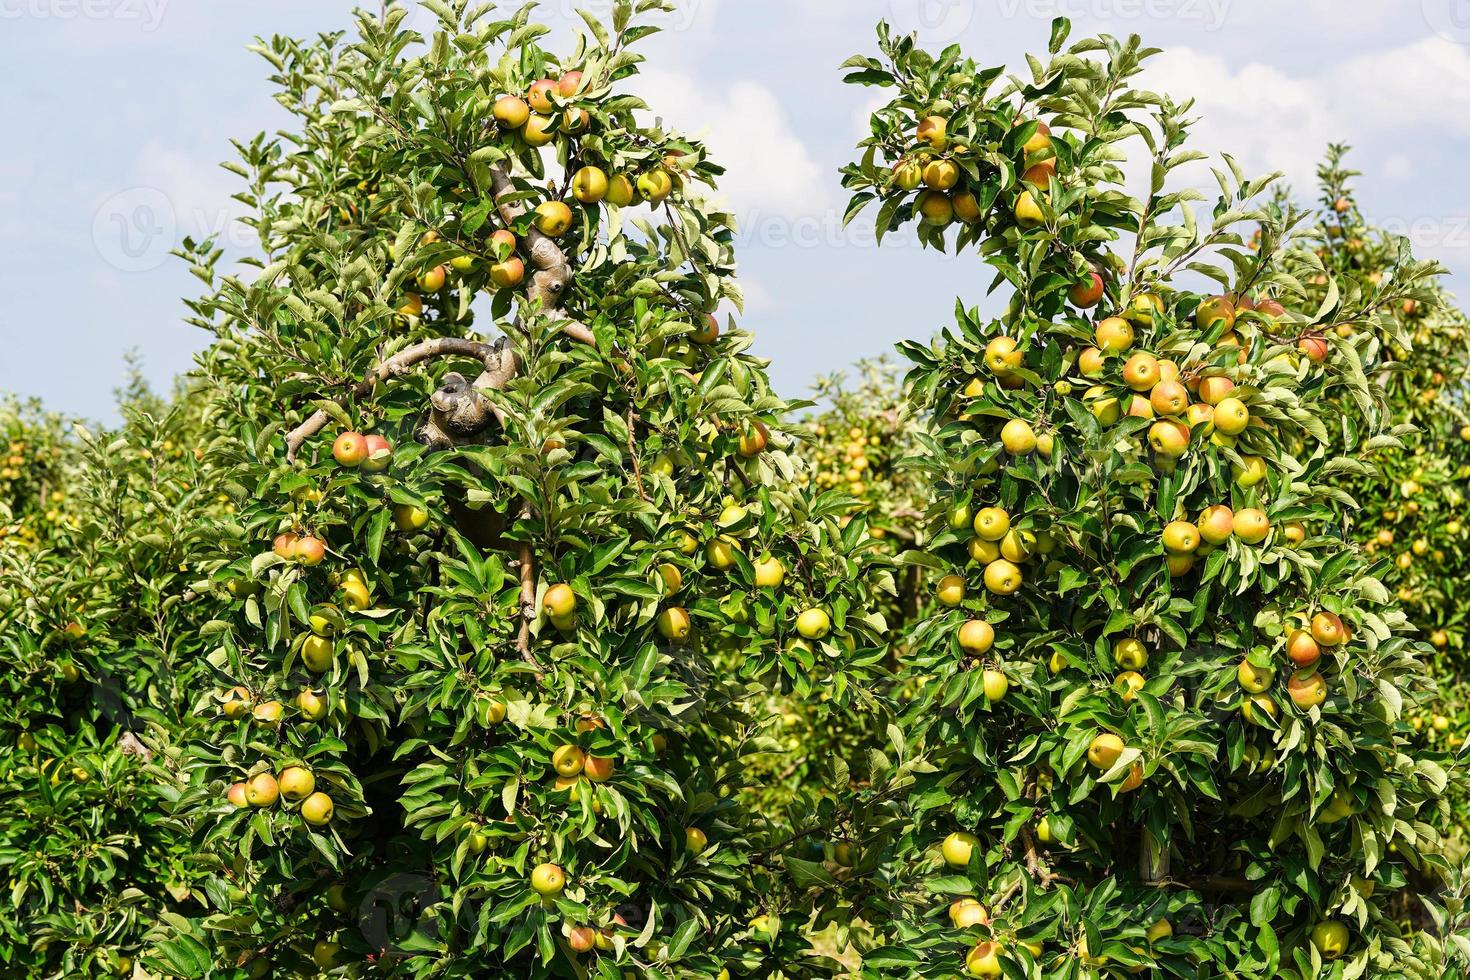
3, 0, 1470, 423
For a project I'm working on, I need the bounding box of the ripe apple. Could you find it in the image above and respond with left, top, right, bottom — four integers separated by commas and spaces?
298, 790, 333, 826
917, 115, 948, 149
571, 166, 609, 204
1094, 317, 1134, 353
1087, 732, 1124, 769
397, 292, 424, 317
1232, 508, 1269, 544
973, 507, 1011, 542
494, 95, 530, 128
1124, 292, 1164, 325
221, 686, 253, 719
332, 431, 368, 467
1069, 271, 1105, 309
692, 313, 721, 344
737, 421, 769, 457
953, 191, 982, 222
527, 79, 557, 113
707, 536, 738, 569
796, 608, 831, 639
417, 264, 447, 293
637, 169, 674, 204
753, 556, 785, 588
1036, 432, 1054, 457
1198, 505, 1234, 544
923, 158, 960, 189
584, 756, 614, 782
1020, 119, 1051, 154
296, 689, 328, 722
1148, 420, 1190, 457
685, 826, 708, 854
1162, 520, 1200, 554
1146, 919, 1173, 943
1195, 295, 1236, 332
252, 701, 284, 725
937, 574, 967, 607
1113, 638, 1148, 670
959, 620, 995, 654
361, 434, 392, 472
893, 160, 923, 190
982, 669, 1009, 701
1196, 376, 1235, 406
604, 174, 637, 207
1150, 380, 1189, 416
544, 583, 577, 618
950, 898, 989, 928
1001, 419, 1036, 455
1119, 762, 1144, 792
1013, 190, 1044, 227
1078, 347, 1107, 376
557, 70, 584, 98
393, 504, 429, 532
245, 773, 280, 807
999, 529, 1033, 562
1122, 353, 1160, 391
657, 607, 691, 640
1241, 694, 1278, 726
1311, 612, 1346, 646
983, 559, 1022, 595
1115, 670, 1146, 701
534, 201, 574, 237
1126, 395, 1154, 420
1212, 397, 1249, 435
1298, 332, 1329, 362
1022, 160, 1056, 188
966, 942, 1003, 977
272, 533, 298, 560
1286, 629, 1321, 667
1085, 386, 1121, 425
226, 782, 249, 808
1310, 921, 1349, 961
294, 535, 326, 566
941, 831, 979, 867
568, 925, 597, 954
919, 190, 955, 225
553, 745, 585, 777
969, 538, 1000, 563
1287, 670, 1327, 709
278, 766, 315, 801
1232, 455, 1267, 488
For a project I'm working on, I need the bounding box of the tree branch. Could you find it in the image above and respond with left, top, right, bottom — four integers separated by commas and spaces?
516, 540, 544, 676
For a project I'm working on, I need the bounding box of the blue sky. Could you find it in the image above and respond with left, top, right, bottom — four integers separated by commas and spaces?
4, 0, 1470, 422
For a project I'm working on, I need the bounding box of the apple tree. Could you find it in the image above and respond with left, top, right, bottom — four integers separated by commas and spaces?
814, 19, 1465, 978
157, 3, 890, 977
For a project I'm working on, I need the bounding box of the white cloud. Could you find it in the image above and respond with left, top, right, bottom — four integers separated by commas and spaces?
633, 68, 831, 222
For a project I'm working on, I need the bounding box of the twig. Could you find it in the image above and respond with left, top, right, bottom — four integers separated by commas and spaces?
516, 539, 544, 677
625, 405, 647, 500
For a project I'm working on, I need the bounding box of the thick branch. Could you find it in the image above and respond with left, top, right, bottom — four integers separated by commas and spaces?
284, 337, 502, 460
516, 540, 544, 676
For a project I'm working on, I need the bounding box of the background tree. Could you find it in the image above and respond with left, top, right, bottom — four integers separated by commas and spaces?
152, 3, 890, 977
811, 18, 1461, 978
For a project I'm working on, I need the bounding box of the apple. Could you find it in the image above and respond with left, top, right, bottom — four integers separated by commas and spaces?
1232, 455, 1267, 488
893, 160, 923, 190
1195, 295, 1236, 332
917, 115, 948, 149
919, 190, 955, 225
296, 689, 328, 722
1255, 298, 1286, 319
278, 766, 315, 801
1282, 521, 1306, 545
1197, 376, 1235, 405
692, 313, 721, 345
1196, 505, 1233, 544
1013, 190, 1044, 227
294, 535, 326, 566
1298, 332, 1329, 362
1001, 419, 1036, 455
1087, 732, 1124, 769
637, 169, 674, 204
1241, 694, 1278, 726
923, 159, 960, 189
1115, 670, 1146, 701
1124, 292, 1164, 325
1150, 380, 1189, 416
226, 782, 249, 808
1078, 347, 1107, 376
311, 941, 341, 971
983, 559, 1022, 595
544, 584, 576, 618
1166, 553, 1194, 577
999, 529, 1033, 562
1036, 432, 1054, 457
1146, 919, 1173, 943
1094, 317, 1134, 353
973, 507, 1011, 542
1233, 508, 1269, 544
959, 620, 995, 654
553, 745, 586, 777
1287, 670, 1327, 709
272, 533, 298, 560
1213, 397, 1249, 435
1126, 395, 1154, 420
796, 608, 831, 639
936, 574, 967, 607
657, 607, 691, 640
1122, 353, 1160, 391
301, 635, 335, 673
949, 898, 989, 928
966, 942, 1003, 978
982, 669, 1009, 701
737, 420, 769, 457
1022, 159, 1056, 188
361, 434, 392, 472
685, 826, 708, 854
1119, 762, 1145, 793
753, 556, 785, 588
1020, 119, 1051, 154
1286, 629, 1321, 667
568, 925, 597, 954
494, 95, 530, 129
941, 831, 979, 867
707, 536, 738, 569
332, 431, 368, 467
397, 292, 424, 317
953, 191, 982, 222
571, 166, 608, 204
1070, 271, 1105, 308
417, 264, 447, 292
557, 70, 584, 98
245, 773, 280, 807
1310, 921, 1349, 961
1148, 420, 1190, 458
1162, 520, 1199, 554
1310, 611, 1348, 647
534, 201, 574, 237
527, 79, 557, 113
605, 174, 637, 207
252, 701, 283, 725
1085, 386, 1121, 425
1113, 638, 1148, 670
584, 756, 614, 782
221, 685, 253, 719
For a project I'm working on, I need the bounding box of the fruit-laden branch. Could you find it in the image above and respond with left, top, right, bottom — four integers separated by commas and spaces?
283, 337, 511, 460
